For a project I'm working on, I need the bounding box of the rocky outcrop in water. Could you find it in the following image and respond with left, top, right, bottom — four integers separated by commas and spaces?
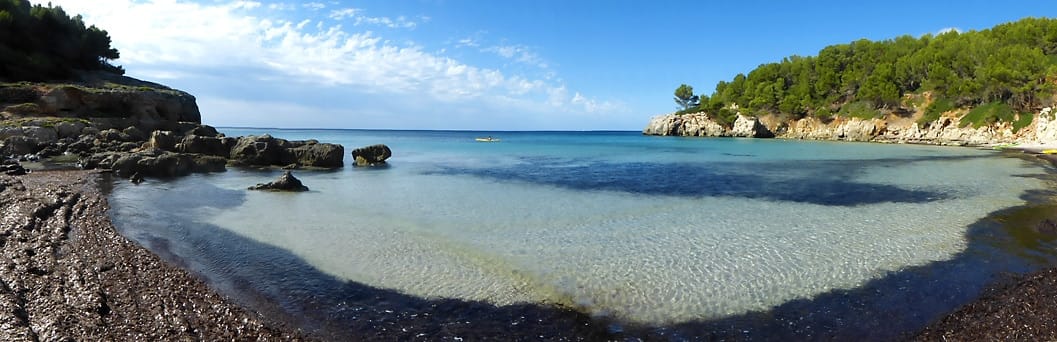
644, 106, 1057, 146
229, 135, 344, 168
351, 144, 392, 166
248, 171, 309, 192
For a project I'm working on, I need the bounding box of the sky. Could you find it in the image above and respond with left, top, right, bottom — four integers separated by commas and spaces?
42, 0, 1057, 131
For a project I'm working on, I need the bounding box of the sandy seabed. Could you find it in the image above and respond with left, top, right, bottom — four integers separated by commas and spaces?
5, 169, 1057, 341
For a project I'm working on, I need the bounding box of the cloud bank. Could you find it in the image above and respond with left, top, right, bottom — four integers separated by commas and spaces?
44, 0, 627, 130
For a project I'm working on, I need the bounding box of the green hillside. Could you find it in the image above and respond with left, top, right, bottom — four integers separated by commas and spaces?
679, 17, 1057, 128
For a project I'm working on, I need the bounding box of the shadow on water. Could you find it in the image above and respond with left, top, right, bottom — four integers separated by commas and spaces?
104, 156, 1057, 341
425, 155, 984, 206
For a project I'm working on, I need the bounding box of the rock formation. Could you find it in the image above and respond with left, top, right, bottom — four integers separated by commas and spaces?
0, 75, 346, 180
248, 171, 309, 192
229, 135, 344, 168
351, 144, 392, 166
644, 106, 1057, 146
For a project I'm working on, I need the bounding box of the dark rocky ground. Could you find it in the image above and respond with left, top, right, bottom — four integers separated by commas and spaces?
0, 170, 306, 341
915, 267, 1057, 341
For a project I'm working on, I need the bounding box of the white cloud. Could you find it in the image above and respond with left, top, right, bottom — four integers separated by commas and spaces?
46, 0, 625, 128
329, 7, 417, 29
328, 8, 358, 20
482, 44, 548, 69
268, 3, 295, 11
303, 2, 326, 11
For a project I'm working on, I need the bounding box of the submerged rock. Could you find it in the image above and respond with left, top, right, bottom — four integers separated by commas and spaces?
351, 144, 391, 167
248, 171, 309, 192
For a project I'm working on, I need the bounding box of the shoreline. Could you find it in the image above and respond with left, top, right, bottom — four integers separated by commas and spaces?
5, 148, 1057, 340
0, 170, 308, 340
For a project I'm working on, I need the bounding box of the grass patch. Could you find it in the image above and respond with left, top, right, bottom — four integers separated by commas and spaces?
959, 102, 1015, 128
1013, 112, 1034, 133
3, 103, 40, 115
838, 101, 882, 120
902, 94, 926, 108
918, 98, 954, 124
0, 117, 90, 128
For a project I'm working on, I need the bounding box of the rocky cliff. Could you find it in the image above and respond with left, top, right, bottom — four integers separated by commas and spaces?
644, 107, 1057, 146
0, 73, 344, 177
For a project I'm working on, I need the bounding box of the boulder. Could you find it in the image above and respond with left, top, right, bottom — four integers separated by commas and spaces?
248, 171, 308, 192
98, 129, 132, 142
230, 135, 343, 168
82, 149, 195, 177
176, 135, 232, 157
122, 126, 147, 141
191, 154, 227, 173
229, 135, 284, 165
190, 124, 220, 137
731, 114, 775, 138
55, 121, 87, 139
1, 136, 36, 155
144, 130, 178, 151
1, 159, 27, 176
284, 142, 344, 168
351, 144, 391, 166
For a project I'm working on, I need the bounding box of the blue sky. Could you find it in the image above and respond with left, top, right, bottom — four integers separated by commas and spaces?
46, 0, 1057, 130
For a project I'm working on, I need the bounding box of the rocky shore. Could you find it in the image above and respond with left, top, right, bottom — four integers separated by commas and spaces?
644, 107, 1057, 147
0, 170, 307, 340
1, 75, 345, 178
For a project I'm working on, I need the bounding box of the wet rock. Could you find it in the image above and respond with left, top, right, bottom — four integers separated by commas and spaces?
190, 155, 227, 173
248, 171, 309, 192
82, 149, 195, 177
351, 144, 391, 167
230, 135, 343, 168
1, 159, 27, 176
229, 135, 283, 166
285, 141, 343, 168
129, 172, 144, 184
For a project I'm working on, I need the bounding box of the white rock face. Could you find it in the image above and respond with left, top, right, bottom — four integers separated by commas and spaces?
645, 107, 1055, 146
643, 113, 724, 137
1033, 107, 1057, 144
730, 114, 773, 138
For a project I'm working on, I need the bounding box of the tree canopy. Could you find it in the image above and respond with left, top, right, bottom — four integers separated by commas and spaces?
674, 84, 699, 111
686, 17, 1057, 125
0, 0, 123, 81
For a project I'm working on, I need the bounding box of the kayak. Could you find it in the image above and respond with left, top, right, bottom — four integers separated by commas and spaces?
475, 137, 500, 142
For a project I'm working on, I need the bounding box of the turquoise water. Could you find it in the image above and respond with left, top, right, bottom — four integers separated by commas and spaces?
108, 129, 1051, 326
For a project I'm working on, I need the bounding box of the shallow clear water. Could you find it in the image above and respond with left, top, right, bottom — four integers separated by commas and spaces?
108, 130, 1050, 324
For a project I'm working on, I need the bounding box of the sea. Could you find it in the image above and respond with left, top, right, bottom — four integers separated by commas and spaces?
105, 129, 1057, 338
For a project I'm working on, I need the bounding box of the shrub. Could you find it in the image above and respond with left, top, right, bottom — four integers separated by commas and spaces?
838, 101, 882, 120
960, 102, 1014, 128
919, 98, 955, 124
